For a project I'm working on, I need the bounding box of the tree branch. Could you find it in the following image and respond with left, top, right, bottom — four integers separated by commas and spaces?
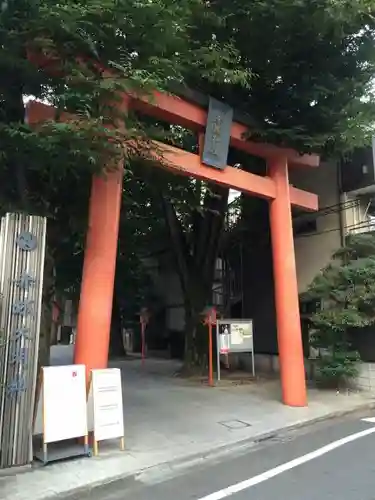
2, 71, 29, 210
194, 183, 229, 284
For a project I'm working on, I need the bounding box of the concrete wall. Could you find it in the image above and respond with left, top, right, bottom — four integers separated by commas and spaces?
355, 362, 375, 392
239, 352, 316, 381
166, 303, 185, 332
62, 299, 76, 327
142, 255, 185, 332
292, 162, 374, 292
240, 352, 375, 395
290, 161, 342, 293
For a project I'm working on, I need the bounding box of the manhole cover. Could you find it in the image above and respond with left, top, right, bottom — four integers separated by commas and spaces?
219, 419, 252, 429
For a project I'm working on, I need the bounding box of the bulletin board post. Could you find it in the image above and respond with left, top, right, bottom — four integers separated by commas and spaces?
203, 306, 217, 387
139, 307, 150, 366
216, 319, 255, 383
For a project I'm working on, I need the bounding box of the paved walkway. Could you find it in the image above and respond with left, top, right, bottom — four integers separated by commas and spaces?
1, 349, 374, 500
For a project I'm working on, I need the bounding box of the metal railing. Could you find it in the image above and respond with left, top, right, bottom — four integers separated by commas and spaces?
347, 218, 375, 235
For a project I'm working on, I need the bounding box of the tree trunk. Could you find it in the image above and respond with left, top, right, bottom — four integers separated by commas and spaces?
109, 293, 126, 358
183, 311, 210, 374
182, 282, 214, 373
38, 302, 52, 368
38, 247, 55, 369
160, 183, 228, 372
183, 307, 197, 369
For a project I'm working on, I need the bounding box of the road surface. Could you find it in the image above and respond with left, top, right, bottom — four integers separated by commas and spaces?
65, 410, 375, 500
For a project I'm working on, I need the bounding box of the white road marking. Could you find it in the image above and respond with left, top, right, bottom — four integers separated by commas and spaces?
197, 425, 375, 500
361, 417, 375, 423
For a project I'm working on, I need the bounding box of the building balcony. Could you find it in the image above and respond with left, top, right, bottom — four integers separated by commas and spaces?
347, 218, 375, 236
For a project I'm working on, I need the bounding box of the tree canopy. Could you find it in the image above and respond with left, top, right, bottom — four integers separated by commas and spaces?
190, 0, 375, 154
0, 0, 246, 285
0, 0, 250, 362
2, 0, 375, 365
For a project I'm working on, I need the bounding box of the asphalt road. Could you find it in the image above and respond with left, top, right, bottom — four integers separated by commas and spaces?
65, 411, 375, 500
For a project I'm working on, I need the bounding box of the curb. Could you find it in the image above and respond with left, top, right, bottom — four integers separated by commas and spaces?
141, 399, 375, 476
46, 400, 375, 499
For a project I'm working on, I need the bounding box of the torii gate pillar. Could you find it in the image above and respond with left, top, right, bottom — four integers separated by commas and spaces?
269, 157, 307, 407
73, 169, 123, 378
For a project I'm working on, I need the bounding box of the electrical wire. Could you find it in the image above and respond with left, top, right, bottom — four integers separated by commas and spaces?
296, 218, 375, 239
293, 198, 361, 221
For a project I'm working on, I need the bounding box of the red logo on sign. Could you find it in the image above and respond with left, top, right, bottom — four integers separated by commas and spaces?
72, 371, 77, 377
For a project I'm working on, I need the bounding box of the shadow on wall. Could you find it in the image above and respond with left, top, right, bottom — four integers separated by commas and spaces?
242, 232, 278, 355
350, 326, 375, 362
240, 197, 311, 358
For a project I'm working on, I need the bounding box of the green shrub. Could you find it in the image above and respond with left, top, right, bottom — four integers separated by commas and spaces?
304, 233, 375, 387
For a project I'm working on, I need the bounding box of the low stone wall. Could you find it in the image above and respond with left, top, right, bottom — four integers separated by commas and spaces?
355, 362, 375, 393
235, 352, 315, 380
237, 353, 375, 394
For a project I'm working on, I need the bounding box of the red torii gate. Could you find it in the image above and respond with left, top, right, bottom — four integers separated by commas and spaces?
27, 88, 319, 408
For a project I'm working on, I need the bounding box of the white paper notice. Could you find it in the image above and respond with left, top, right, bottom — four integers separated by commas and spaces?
230, 324, 244, 345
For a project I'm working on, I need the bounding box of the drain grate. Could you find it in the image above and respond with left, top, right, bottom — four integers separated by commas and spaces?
219, 419, 252, 430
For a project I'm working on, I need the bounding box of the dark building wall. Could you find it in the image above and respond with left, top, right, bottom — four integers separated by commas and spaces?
238, 195, 279, 354
350, 327, 375, 362
242, 233, 279, 354
238, 194, 314, 357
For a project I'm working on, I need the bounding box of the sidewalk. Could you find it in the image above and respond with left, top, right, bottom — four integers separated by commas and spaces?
1, 353, 375, 500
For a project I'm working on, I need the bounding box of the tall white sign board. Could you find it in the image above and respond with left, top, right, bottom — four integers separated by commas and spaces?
33, 364, 89, 463
87, 368, 124, 455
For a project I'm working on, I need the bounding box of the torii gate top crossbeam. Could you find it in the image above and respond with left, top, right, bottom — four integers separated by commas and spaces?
26, 100, 319, 211
127, 91, 319, 168
26, 50, 319, 169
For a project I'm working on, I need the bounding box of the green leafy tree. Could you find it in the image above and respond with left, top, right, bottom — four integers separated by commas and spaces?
164, 0, 375, 369
3, 0, 375, 373
305, 233, 375, 386
98, 0, 375, 372
0, 0, 247, 364
190, 0, 375, 154
132, 0, 375, 370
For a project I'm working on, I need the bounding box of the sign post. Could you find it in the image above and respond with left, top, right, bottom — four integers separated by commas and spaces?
216, 319, 254, 382
202, 97, 233, 170
203, 306, 217, 387
139, 307, 150, 366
